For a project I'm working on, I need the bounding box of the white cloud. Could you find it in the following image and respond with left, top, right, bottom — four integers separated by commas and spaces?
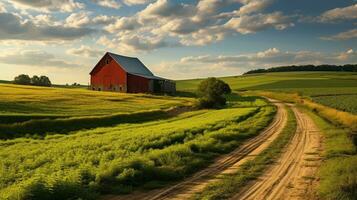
92, 0, 121, 9
123, 0, 150, 6
179, 48, 357, 67
153, 48, 357, 79
92, 15, 118, 25
94, 0, 295, 51
67, 45, 103, 57
235, 0, 273, 15
0, 2, 7, 12
65, 12, 91, 28
321, 29, 357, 41
30, 14, 57, 26
0, 12, 95, 41
0, 50, 83, 68
96, 33, 177, 53
138, 0, 196, 20
225, 12, 294, 34
320, 4, 357, 22
7, 0, 85, 13
104, 17, 141, 33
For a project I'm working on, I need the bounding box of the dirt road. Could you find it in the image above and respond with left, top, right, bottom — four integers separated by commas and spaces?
105, 101, 288, 200
232, 106, 322, 200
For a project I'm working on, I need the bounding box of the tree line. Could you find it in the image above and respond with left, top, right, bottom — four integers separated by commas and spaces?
244, 64, 357, 74
14, 74, 52, 87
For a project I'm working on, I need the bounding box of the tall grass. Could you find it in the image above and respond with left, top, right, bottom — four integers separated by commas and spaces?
307, 110, 357, 200
0, 106, 276, 199
194, 106, 296, 200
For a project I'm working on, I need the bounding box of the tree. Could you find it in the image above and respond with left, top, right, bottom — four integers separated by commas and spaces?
196, 77, 231, 108
39, 76, 51, 87
14, 74, 31, 85
31, 75, 40, 86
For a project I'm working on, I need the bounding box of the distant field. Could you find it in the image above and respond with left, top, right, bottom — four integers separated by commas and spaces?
0, 83, 192, 118
177, 72, 357, 114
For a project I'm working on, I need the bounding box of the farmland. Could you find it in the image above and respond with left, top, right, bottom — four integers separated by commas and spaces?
0, 71, 357, 200
0, 83, 276, 199
177, 72, 357, 115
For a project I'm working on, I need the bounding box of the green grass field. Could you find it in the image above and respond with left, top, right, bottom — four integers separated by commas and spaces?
177, 72, 357, 115
0, 83, 192, 118
0, 104, 275, 199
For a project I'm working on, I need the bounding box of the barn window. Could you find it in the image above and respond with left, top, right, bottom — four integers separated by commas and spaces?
106, 59, 109, 64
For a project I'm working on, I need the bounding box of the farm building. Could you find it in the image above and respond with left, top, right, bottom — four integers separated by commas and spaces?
90, 52, 176, 93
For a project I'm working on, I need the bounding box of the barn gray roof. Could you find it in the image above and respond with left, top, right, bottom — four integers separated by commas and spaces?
108, 52, 154, 76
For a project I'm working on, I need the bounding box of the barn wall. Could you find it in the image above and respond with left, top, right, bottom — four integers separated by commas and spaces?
91, 54, 127, 92
127, 74, 151, 93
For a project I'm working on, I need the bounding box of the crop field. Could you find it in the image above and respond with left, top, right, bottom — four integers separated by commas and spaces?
312, 95, 357, 115
177, 72, 357, 115
0, 102, 275, 199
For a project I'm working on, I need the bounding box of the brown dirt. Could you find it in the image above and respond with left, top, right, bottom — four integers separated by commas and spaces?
103, 101, 288, 200
231, 106, 323, 200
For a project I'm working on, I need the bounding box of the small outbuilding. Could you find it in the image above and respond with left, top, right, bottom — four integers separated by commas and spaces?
90, 52, 176, 93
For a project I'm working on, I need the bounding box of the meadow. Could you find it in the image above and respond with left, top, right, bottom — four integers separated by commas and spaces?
0, 103, 275, 199
0, 83, 192, 122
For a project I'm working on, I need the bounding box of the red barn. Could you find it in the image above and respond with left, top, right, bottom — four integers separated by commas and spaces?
90, 52, 175, 93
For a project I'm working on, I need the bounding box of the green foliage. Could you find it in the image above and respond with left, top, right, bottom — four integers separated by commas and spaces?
197, 77, 231, 108
14, 75, 51, 87
195, 106, 297, 200
14, 74, 31, 85
0, 106, 276, 199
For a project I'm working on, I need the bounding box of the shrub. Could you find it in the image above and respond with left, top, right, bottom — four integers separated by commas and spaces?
14, 74, 31, 85
13, 74, 51, 87
197, 78, 231, 108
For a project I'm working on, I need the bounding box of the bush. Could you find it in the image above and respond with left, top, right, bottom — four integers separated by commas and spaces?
14, 74, 31, 85
197, 77, 231, 108
13, 74, 51, 87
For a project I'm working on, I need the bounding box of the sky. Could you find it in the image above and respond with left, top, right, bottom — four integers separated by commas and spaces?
0, 0, 356, 84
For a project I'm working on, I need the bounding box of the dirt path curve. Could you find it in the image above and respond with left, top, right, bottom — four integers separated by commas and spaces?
104, 100, 288, 200
232, 106, 323, 200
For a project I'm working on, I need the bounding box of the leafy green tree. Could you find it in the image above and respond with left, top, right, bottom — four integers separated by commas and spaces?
14, 74, 31, 85
39, 76, 52, 87
31, 75, 41, 86
197, 77, 231, 108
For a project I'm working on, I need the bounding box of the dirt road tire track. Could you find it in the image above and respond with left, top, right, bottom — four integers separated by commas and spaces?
232, 106, 322, 200
105, 101, 288, 200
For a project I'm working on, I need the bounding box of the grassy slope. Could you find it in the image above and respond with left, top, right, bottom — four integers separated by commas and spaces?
194, 106, 296, 200
0, 104, 276, 199
0, 83, 192, 118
